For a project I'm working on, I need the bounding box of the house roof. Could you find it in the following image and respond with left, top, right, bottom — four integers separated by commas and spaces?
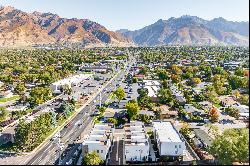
153, 121, 183, 143
219, 96, 237, 106
193, 129, 213, 147
139, 110, 154, 116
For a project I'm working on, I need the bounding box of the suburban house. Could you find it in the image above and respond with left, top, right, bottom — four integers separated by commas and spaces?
50, 74, 92, 94
198, 101, 213, 111
154, 105, 178, 119
231, 103, 249, 119
219, 96, 237, 107
0, 90, 13, 98
192, 129, 213, 149
184, 104, 206, 117
192, 82, 212, 95
124, 121, 150, 162
0, 125, 15, 145
82, 123, 114, 160
223, 61, 242, 69
138, 110, 155, 119
153, 121, 186, 157
169, 84, 186, 105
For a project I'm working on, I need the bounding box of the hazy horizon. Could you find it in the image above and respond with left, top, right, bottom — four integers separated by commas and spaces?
0, 0, 249, 31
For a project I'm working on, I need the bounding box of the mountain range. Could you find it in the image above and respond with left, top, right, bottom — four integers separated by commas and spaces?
0, 6, 248, 47
0, 6, 133, 47
117, 15, 249, 46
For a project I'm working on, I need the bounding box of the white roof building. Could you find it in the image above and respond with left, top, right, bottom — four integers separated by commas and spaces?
51, 74, 92, 94
82, 123, 114, 160
143, 80, 160, 98
124, 121, 150, 162
153, 121, 186, 156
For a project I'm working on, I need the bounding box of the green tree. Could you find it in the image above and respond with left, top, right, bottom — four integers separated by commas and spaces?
113, 87, 126, 103
137, 89, 153, 109
132, 77, 138, 83
14, 83, 26, 95
107, 118, 118, 125
224, 107, 240, 119
157, 88, 172, 104
191, 77, 201, 86
28, 87, 52, 107
239, 94, 249, 105
0, 107, 7, 122
157, 69, 169, 80
180, 123, 191, 139
126, 100, 140, 121
235, 68, 244, 76
83, 151, 103, 165
209, 128, 249, 165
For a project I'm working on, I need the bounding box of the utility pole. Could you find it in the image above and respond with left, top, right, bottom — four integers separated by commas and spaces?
99, 92, 102, 107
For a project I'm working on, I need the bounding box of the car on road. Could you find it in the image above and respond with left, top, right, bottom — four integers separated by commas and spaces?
196, 123, 204, 126
64, 122, 71, 128
127, 95, 131, 98
66, 159, 72, 165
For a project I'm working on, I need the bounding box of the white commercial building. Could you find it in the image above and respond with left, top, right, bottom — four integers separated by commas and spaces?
82, 123, 114, 160
50, 74, 92, 94
153, 121, 186, 156
124, 121, 150, 162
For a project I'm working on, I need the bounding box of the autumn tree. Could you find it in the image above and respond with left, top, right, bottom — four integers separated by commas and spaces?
209, 107, 220, 123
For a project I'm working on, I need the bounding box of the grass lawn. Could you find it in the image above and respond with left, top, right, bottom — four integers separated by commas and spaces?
0, 95, 19, 103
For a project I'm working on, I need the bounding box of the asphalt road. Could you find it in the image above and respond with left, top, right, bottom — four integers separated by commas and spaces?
26, 58, 134, 165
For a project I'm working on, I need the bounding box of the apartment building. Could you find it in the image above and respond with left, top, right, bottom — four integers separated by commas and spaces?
82, 123, 114, 160
153, 121, 186, 157
124, 121, 150, 162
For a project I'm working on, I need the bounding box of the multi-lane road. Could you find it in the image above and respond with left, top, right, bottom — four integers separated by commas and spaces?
26, 57, 134, 165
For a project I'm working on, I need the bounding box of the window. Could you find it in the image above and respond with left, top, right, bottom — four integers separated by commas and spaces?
175, 145, 177, 148
179, 145, 181, 148
101, 150, 103, 153
97, 150, 99, 153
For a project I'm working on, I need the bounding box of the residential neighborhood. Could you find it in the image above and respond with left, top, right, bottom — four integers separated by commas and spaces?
0, 46, 249, 165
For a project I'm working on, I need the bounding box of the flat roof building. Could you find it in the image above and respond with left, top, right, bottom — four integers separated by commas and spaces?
82, 123, 114, 161
153, 121, 186, 157
51, 74, 92, 94
124, 121, 150, 162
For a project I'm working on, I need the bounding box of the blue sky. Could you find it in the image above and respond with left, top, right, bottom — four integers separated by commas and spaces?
0, 0, 249, 30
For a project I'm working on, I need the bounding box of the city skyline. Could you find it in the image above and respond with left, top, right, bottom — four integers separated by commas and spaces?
0, 0, 249, 30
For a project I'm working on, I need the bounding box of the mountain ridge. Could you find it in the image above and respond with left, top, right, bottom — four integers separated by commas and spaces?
0, 6, 134, 47
117, 15, 249, 46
